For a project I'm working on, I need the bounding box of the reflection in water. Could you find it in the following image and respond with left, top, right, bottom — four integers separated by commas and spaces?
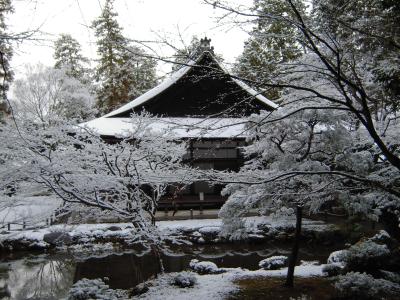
74, 252, 162, 289
0, 243, 340, 299
3, 259, 74, 300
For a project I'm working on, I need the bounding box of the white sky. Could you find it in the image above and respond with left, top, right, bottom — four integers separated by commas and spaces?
9, 0, 253, 77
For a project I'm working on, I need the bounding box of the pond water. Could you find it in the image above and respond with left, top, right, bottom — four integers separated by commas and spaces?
0, 242, 340, 300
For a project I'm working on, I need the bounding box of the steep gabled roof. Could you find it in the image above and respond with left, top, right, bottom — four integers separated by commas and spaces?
104, 50, 277, 118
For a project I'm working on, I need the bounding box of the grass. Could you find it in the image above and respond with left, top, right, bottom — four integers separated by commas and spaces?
228, 276, 337, 300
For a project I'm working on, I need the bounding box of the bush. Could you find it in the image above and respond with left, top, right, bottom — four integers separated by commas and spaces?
189, 259, 221, 274
327, 250, 349, 265
368, 230, 391, 244
346, 240, 390, 272
259, 256, 288, 270
173, 272, 197, 288
68, 278, 124, 300
334, 272, 400, 299
322, 263, 344, 277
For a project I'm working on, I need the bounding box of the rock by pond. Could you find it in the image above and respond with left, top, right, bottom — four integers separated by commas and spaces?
43, 231, 73, 246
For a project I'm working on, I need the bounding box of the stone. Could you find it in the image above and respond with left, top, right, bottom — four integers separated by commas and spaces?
248, 234, 266, 243
106, 226, 121, 232
130, 283, 149, 296
198, 226, 220, 241
43, 231, 73, 246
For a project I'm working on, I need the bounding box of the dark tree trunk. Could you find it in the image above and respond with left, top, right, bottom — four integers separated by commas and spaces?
285, 205, 303, 287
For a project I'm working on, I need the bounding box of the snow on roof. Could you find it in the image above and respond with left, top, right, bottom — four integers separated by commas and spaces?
232, 77, 278, 109
211, 55, 278, 110
103, 57, 199, 118
81, 117, 249, 138
103, 51, 277, 118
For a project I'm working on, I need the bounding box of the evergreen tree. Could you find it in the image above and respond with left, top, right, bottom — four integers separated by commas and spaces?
119, 45, 157, 100
234, 0, 306, 100
53, 34, 89, 81
92, 0, 157, 113
92, 0, 127, 112
0, 0, 13, 121
312, 0, 400, 113
171, 36, 201, 72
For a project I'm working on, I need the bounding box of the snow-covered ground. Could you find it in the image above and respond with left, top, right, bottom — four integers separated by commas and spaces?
138, 263, 327, 300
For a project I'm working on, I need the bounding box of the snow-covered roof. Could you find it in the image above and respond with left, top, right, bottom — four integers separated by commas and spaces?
85, 47, 278, 138
103, 58, 197, 118
81, 117, 249, 139
103, 51, 277, 118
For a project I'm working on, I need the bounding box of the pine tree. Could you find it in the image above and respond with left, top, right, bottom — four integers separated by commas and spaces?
312, 0, 400, 111
53, 34, 89, 81
0, 0, 13, 121
234, 0, 306, 100
92, 0, 128, 113
171, 36, 201, 72
119, 45, 157, 99
92, 0, 157, 113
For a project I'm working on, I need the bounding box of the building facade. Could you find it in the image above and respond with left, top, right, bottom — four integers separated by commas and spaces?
83, 38, 277, 208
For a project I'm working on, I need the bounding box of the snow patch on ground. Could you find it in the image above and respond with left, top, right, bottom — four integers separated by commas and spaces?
137, 272, 238, 300
138, 263, 327, 300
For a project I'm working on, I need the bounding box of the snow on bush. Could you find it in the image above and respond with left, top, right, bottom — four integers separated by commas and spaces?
368, 230, 391, 244
189, 259, 221, 274
173, 272, 197, 288
327, 250, 349, 265
322, 263, 343, 277
380, 270, 400, 284
346, 240, 390, 272
334, 272, 400, 299
68, 278, 126, 300
259, 256, 288, 270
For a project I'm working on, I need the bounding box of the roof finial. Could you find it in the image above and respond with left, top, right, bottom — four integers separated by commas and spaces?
199, 37, 214, 54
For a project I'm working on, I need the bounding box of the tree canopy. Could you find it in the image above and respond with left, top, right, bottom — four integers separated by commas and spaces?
92, 0, 157, 113
53, 33, 89, 81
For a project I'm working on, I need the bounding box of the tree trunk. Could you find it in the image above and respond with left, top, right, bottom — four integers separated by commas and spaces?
285, 205, 303, 287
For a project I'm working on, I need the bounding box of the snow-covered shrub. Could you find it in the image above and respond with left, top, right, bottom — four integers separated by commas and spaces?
173, 272, 197, 288
379, 270, 400, 284
327, 250, 349, 265
68, 278, 125, 300
346, 240, 390, 272
368, 230, 391, 244
259, 256, 288, 270
189, 259, 221, 274
334, 272, 400, 299
322, 263, 344, 277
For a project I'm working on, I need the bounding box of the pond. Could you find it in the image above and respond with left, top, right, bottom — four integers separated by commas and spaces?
0, 242, 341, 300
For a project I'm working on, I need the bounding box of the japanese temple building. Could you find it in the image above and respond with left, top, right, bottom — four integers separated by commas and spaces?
83, 38, 278, 208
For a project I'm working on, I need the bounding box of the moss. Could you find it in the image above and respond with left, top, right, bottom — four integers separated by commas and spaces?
229, 277, 337, 300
